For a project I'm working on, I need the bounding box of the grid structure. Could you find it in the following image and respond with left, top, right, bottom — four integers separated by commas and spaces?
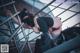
0, 0, 80, 53
38, 0, 80, 30
21, 0, 80, 41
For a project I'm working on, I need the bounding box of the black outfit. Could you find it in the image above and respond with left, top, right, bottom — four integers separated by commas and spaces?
34, 27, 80, 53
34, 33, 64, 53
34, 17, 54, 53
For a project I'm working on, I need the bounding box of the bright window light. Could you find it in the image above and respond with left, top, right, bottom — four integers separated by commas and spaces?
39, 0, 53, 4
59, 1, 74, 9
52, 8, 65, 16
58, 11, 75, 21
62, 14, 80, 30
48, 6, 55, 10
70, 4, 80, 12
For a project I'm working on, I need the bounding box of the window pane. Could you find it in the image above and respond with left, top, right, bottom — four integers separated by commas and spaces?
52, 0, 65, 6
39, 0, 53, 4
49, 6, 55, 10
52, 8, 65, 16
62, 14, 80, 30
28, 32, 41, 41
58, 11, 75, 21
59, 1, 75, 9
70, 4, 80, 12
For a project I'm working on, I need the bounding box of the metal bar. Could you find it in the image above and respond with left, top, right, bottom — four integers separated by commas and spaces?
0, 1, 15, 8
6, 16, 19, 49
29, 34, 41, 42
56, 4, 77, 17
0, 31, 10, 37
62, 11, 80, 23
50, 4, 78, 13
7, 16, 20, 53
13, 2, 27, 40
7, 23, 24, 42
13, 28, 26, 39
31, 0, 36, 12
19, 31, 33, 53
0, 28, 10, 31
12, 3, 33, 53
18, 31, 41, 42
43, 2, 64, 16
72, 23, 80, 27
11, 1, 21, 52
34, 0, 56, 16
44, 35, 80, 53
0, 12, 20, 26
20, 36, 33, 53
17, 31, 33, 42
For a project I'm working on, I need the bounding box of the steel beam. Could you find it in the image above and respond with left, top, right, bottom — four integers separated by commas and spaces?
44, 35, 80, 53
62, 11, 80, 23
34, 0, 56, 16
56, 4, 77, 17
7, 23, 24, 42
17, 31, 33, 42
50, 4, 78, 13
0, 1, 15, 8
0, 12, 20, 26
43, 2, 64, 16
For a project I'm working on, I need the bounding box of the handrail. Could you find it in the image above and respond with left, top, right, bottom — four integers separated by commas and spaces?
0, 12, 20, 26
7, 23, 24, 42
34, 0, 56, 16
0, 1, 15, 8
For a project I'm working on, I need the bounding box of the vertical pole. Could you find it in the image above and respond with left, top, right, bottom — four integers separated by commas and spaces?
12, 1, 33, 53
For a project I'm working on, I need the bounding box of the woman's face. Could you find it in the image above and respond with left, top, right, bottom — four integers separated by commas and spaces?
49, 17, 62, 36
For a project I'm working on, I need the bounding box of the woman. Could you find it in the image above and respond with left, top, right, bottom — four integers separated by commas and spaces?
9, 8, 62, 34
7, 8, 62, 53
34, 16, 62, 53
9, 8, 62, 33
34, 16, 62, 38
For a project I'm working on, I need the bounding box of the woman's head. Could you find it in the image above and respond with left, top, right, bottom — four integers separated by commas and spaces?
19, 8, 35, 28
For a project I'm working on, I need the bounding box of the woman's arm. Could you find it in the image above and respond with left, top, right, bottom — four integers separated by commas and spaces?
6, 9, 26, 25
6, 10, 21, 24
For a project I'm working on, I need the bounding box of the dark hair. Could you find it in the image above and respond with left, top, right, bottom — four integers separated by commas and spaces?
19, 8, 35, 27
19, 8, 28, 19
0, 7, 7, 16
38, 17, 54, 28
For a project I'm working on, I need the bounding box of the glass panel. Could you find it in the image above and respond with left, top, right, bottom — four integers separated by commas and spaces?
70, 4, 80, 12
39, 0, 53, 4
49, 6, 55, 10
51, 0, 65, 6
62, 14, 80, 30
59, 1, 75, 9
52, 8, 65, 16
24, 0, 54, 17
18, 32, 25, 41
28, 32, 42, 41
58, 11, 75, 21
